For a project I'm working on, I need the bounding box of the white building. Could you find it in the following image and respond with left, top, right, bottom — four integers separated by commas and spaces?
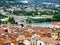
23, 40, 31, 45
1, 18, 9, 21
37, 40, 46, 45
31, 34, 58, 45
25, 7, 34, 12
0, 10, 8, 15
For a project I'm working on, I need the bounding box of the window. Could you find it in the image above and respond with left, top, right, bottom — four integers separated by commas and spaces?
4, 29, 8, 32
47, 33, 51, 37
6, 43, 11, 45
40, 43, 41, 45
55, 34, 58, 36
59, 39, 60, 41
18, 43, 25, 45
58, 33, 60, 36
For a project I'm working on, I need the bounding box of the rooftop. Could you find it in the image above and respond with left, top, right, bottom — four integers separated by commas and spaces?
0, 24, 59, 44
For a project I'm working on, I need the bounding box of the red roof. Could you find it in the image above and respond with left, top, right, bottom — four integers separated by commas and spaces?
52, 22, 60, 26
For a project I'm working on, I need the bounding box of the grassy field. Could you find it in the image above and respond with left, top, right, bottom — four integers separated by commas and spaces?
5, 14, 15, 18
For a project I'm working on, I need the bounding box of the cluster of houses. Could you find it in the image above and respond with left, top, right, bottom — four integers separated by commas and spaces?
0, 23, 60, 45
0, 5, 34, 14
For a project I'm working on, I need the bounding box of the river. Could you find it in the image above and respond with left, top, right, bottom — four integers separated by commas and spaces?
29, 22, 52, 27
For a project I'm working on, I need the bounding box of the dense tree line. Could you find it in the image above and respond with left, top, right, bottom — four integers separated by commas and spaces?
12, 10, 60, 23
53, 15, 60, 21
0, 13, 7, 19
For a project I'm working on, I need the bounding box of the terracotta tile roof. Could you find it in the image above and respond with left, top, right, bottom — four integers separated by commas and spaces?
35, 32, 41, 36
17, 35, 25, 41
32, 27, 51, 33
56, 30, 60, 32
33, 26, 42, 30
0, 37, 7, 44
41, 34, 48, 37
25, 37, 31, 41
32, 32, 36, 34
0, 24, 59, 44
0, 29, 4, 34
54, 29, 60, 33
11, 38, 17, 44
41, 28, 48, 32
23, 26, 32, 30
9, 28, 15, 31
23, 32, 32, 37
41, 37, 59, 44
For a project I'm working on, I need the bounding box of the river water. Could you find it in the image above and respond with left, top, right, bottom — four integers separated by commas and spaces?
29, 22, 52, 27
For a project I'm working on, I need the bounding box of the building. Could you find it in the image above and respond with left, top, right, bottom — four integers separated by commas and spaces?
13, 16, 27, 25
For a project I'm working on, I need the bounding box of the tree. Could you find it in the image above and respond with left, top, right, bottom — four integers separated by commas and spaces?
53, 15, 60, 21
8, 17, 15, 24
